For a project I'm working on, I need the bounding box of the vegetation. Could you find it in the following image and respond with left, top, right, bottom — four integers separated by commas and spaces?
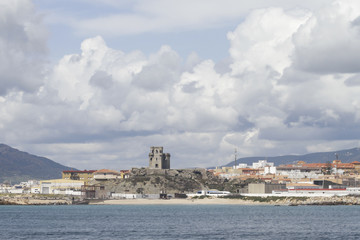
0, 143, 74, 184
323, 161, 332, 175
220, 195, 309, 202
0, 193, 71, 199
191, 195, 211, 199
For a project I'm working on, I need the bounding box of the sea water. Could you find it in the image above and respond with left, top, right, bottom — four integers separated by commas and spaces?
0, 204, 360, 239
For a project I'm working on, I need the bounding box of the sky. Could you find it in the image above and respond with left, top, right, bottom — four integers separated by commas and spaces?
1, 0, 360, 170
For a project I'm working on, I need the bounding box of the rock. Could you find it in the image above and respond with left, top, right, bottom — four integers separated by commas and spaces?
90, 168, 228, 194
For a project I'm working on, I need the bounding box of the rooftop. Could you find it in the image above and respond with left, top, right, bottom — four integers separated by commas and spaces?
62, 170, 97, 173
94, 169, 120, 175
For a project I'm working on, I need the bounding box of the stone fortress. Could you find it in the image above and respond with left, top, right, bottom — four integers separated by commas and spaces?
148, 146, 170, 169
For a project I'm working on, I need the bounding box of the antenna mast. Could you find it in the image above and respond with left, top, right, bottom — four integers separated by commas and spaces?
234, 148, 237, 169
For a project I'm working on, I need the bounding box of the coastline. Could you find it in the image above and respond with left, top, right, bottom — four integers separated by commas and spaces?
2, 194, 360, 206
85, 195, 360, 206
89, 198, 273, 205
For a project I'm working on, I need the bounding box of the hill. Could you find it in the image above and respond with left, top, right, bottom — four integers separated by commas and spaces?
222, 147, 360, 167
94, 168, 248, 194
0, 144, 76, 184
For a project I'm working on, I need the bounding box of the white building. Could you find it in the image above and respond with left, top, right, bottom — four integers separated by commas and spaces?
0, 184, 11, 193
40, 179, 84, 195
264, 166, 277, 174
281, 169, 322, 179
187, 190, 231, 198
332, 168, 345, 175
276, 165, 323, 179
244, 187, 360, 197
252, 160, 274, 169
346, 187, 360, 194
235, 163, 248, 169
31, 186, 41, 194
271, 188, 350, 197
8, 186, 24, 194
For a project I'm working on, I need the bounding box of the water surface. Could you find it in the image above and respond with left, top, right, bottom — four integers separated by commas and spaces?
1, 205, 359, 239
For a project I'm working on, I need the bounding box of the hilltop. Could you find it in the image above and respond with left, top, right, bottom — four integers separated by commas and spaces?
93, 168, 254, 194
0, 144, 75, 183
222, 147, 360, 167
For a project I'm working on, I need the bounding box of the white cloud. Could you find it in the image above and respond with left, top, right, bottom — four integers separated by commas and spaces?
0, 0, 47, 95
292, 0, 360, 73
3, 0, 360, 170
228, 7, 311, 75
132, 45, 181, 91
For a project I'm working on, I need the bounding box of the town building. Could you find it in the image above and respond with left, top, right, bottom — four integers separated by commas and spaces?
93, 169, 121, 180
120, 170, 130, 179
252, 160, 274, 169
39, 179, 84, 195
276, 165, 322, 179
352, 161, 360, 172
62, 170, 96, 184
148, 146, 171, 169
248, 183, 286, 194
286, 182, 321, 190
264, 166, 277, 174
81, 184, 106, 199
235, 163, 248, 169
187, 190, 231, 198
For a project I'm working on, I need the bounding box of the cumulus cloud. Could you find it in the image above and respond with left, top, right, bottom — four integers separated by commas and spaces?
3, 0, 360, 170
132, 46, 181, 91
89, 70, 114, 89
0, 0, 47, 95
345, 74, 360, 86
223, 1, 360, 159
292, 0, 360, 73
228, 7, 311, 75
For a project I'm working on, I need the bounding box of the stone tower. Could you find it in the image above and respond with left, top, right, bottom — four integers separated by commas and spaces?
149, 146, 170, 169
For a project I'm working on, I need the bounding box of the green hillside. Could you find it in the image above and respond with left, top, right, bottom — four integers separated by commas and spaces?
0, 144, 76, 184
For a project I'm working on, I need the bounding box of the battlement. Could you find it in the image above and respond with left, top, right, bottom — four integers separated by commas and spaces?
149, 146, 170, 169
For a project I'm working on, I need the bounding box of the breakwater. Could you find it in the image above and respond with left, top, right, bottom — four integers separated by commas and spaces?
236, 195, 360, 205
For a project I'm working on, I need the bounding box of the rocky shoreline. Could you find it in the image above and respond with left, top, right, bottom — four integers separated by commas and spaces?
0, 199, 19, 205
1, 194, 360, 206
269, 195, 360, 206
0, 194, 73, 205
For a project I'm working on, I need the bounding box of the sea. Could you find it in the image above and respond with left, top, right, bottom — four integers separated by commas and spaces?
0, 204, 360, 239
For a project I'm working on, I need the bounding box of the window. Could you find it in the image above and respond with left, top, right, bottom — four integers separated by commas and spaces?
155, 164, 159, 168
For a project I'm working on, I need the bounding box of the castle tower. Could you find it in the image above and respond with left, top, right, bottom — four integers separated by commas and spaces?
149, 146, 171, 169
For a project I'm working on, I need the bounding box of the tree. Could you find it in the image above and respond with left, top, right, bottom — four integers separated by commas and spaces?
323, 161, 332, 175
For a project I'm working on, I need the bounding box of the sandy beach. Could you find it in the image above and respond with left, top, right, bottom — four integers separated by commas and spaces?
89, 198, 269, 205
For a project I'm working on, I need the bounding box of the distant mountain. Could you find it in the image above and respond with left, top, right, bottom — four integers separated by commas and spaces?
0, 144, 76, 184
221, 147, 360, 168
